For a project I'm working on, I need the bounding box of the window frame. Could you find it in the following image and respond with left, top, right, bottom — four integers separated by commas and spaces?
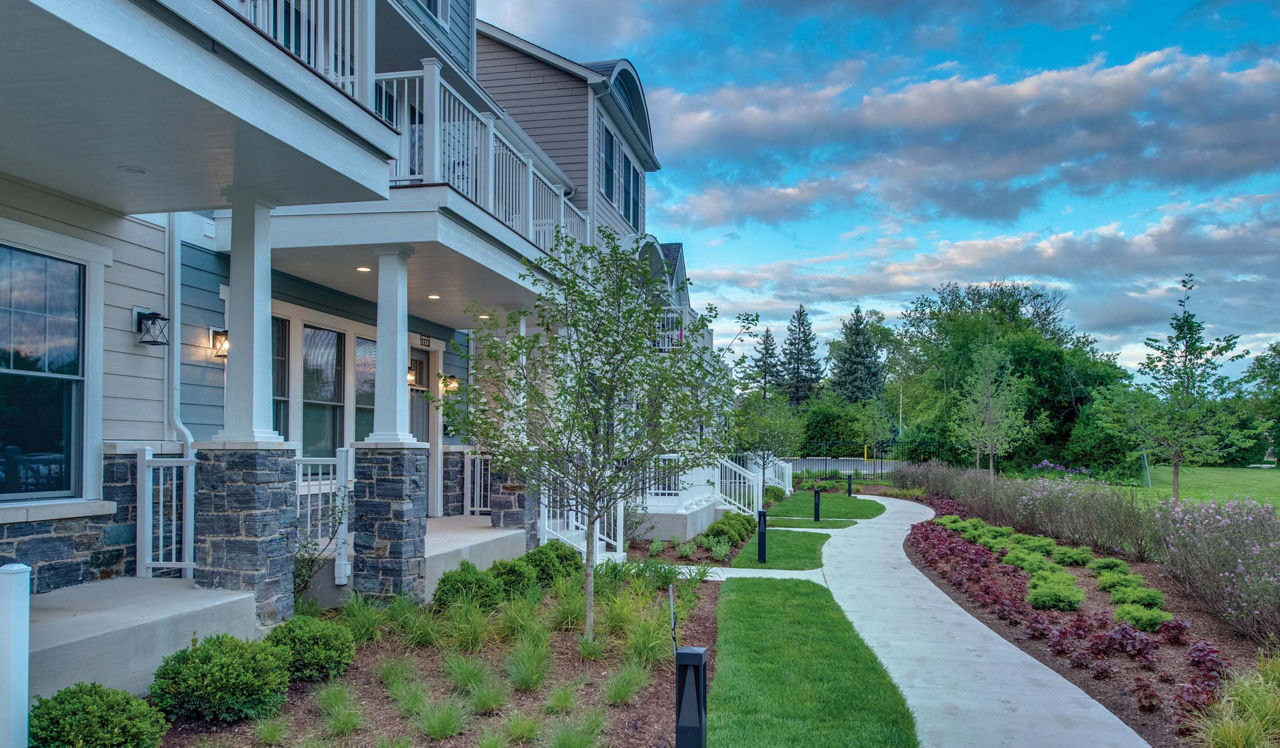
602, 128, 616, 205
423, 0, 449, 27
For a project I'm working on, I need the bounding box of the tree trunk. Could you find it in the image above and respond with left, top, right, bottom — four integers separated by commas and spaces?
988, 448, 996, 482
583, 512, 597, 641
1171, 460, 1180, 500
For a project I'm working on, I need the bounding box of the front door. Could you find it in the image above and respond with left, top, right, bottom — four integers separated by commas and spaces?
409, 350, 430, 444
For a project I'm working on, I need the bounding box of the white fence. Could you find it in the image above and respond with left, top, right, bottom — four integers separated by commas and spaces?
467, 453, 492, 515
296, 448, 354, 585
231, 0, 369, 98
539, 472, 625, 561
136, 448, 197, 579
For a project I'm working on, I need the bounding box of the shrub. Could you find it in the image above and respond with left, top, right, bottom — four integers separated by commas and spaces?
1114, 604, 1174, 632
1001, 547, 1050, 573
648, 539, 667, 557
434, 561, 504, 611
265, 615, 356, 681
339, 593, 389, 644
488, 558, 540, 599
543, 539, 585, 576
710, 537, 732, 562
1010, 533, 1057, 555
765, 485, 787, 504
29, 682, 168, 748
1028, 582, 1086, 611
604, 661, 650, 705
1154, 497, 1280, 643
1110, 586, 1165, 609
1052, 546, 1093, 566
522, 546, 567, 587
149, 634, 289, 723
1096, 571, 1145, 592
677, 541, 696, 558
1087, 557, 1131, 576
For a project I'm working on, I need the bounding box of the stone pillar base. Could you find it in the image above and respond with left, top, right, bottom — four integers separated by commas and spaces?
442, 450, 465, 517
193, 445, 297, 625
488, 467, 539, 551
352, 445, 429, 600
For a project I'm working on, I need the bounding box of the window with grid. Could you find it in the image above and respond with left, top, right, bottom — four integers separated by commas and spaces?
354, 336, 376, 443
302, 325, 344, 457
272, 316, 289, 440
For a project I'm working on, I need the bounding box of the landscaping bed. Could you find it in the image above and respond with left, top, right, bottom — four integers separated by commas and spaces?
903, 509, 1259, 747
627, 511, 760, 566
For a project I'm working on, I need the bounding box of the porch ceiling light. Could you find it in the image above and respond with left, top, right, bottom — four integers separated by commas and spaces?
427, 294, 440, 300
209, 328, 229, 358
134, 308, 170, 346
356, 266, 372, 272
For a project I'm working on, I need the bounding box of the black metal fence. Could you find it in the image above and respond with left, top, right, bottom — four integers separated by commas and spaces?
784, 439, 956, 482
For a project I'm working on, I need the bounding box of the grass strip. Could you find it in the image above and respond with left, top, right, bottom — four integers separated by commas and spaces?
730, 530, 830, 570
768, 492, 886, 520
709, 578, 918, 748
766, 518, 857, 530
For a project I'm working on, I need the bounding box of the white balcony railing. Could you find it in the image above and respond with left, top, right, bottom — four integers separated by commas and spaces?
374, 66, 589, 252
231, 0, 371, 99
296, 448, 354, 585
657, 308, 684, 351
136, 448, 197, 579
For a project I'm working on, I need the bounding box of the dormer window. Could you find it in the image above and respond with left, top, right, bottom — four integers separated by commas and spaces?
423, 0, 448, 26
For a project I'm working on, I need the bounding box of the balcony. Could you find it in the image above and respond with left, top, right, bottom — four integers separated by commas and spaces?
373, 66, 590, 251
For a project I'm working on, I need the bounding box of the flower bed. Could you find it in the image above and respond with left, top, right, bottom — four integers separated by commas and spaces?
906, 512, 1253, 747
628, 511, 758, 566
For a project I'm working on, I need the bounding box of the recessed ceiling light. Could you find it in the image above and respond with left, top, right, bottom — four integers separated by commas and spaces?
118, 165, 148, 175
427, 294, 440, 300
356, 266, 371, 272
478, 314, 491, 319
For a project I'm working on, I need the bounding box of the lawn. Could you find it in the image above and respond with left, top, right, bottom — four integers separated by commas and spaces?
1137, 465, 1280, 503
766, 517, 857, 530
769, 491, 886, 519
730, 529, 829, 570
708, 578, 918, 748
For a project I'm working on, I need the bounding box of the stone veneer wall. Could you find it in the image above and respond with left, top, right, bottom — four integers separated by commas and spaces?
441, 451, 465, 517
193, 447, 297, 625
0, 454, 159, 593
487, 467, 539, 550
351, 446, 429, 600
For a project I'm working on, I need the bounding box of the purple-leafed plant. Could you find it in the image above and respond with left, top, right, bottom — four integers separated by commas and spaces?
1186, 640, 1230, 678
1132, 678, 1163, 712
1093, 662, 1116, 680
1068, 650, 1094, 670
1156, 618, 1190, 646
1088, 622, 1160, 662
1024, 615, 1053, 640
1049, 628, 1076, 656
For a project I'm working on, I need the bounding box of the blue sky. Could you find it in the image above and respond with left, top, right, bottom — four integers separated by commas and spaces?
479, 0, 1280, 370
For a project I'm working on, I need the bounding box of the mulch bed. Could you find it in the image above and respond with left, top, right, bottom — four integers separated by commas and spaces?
903, 523, 1260, 748
162, 582, 720, 748
625, 538, 753, 567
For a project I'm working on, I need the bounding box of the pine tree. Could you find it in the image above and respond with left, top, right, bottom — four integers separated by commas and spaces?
752, 327, 783, 398
781, 304, 823, 407
828, 306, 886, 403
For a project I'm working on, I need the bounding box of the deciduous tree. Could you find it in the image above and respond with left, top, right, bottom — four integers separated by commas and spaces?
952, 345, 1033, 480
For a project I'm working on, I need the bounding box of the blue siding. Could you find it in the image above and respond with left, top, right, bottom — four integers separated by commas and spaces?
401, 0, 473, 72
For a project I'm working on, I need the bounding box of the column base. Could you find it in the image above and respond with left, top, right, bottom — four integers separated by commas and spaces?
351, 446, 429, 600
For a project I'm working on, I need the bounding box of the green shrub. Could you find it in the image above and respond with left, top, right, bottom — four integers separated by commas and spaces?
543, 539, 585, 576
29, 682, 168, 748
1087, 557, 1131, 576
522, 546, 567, 587
765, 485, 787, 504
1001, 547, 1050, 573
1028, 582, 1086, 611
677, 541, 696, 558
710, 537, 732, 562
987, 525, 1015, 538
648, 539, 667, 557
434, 561, 504, 611
1097, 571, 1146, 592
149, 634, 289, 723
1051, 546, 1093, 566
489, 558, 540, 599
265, 615, 356, 681
1110, 586, 1165, 609
1009, 533, 1057, 555
1114, 604, 1174, 632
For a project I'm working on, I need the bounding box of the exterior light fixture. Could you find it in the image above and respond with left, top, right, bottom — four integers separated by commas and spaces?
443, 375, 460, 393
478, 314, 490, 320
427, 294, 440, 300
407, 366, 417, 385
134, 308, 170, 346
209, 328, 229, 358
356, 266, 372, 272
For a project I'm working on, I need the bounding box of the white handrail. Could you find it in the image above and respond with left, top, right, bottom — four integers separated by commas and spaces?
717, 457, 762, 515
230, 0, 366, 98
296, 447, 353, 585
136, 448, 197, 579
538, 470, 624, 560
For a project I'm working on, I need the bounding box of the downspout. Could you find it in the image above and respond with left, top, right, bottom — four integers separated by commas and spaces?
166, 213, 194, 456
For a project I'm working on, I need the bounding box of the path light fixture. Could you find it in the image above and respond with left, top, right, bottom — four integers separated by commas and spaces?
134, 308, 170, 346
675, 647, 708, 747
847, 474, 853, 497
814, 488, 822, 523
208, 328, 229, 358
757, 509, 767, 564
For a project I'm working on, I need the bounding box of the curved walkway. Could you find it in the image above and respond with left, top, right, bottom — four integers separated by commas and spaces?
822, 496, 1149, 748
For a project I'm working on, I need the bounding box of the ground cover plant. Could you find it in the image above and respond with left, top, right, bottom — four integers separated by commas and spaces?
729, 529, 830, 571
1184, 654, 1280, 746
708, 577, 918, 747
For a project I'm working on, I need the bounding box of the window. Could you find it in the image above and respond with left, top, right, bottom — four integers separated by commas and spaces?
423, 0, 448, 25
302, 326, 344, 457
602, 128, 616, 204
0, 245, 82, 499
622, 154, 633, 225
354, 337, 376, 443
271, 317, 289, 440
630, 167, 641, 230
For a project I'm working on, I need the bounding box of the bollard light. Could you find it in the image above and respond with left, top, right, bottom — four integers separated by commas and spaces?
757, 509, 767, 564
814, 488, 821, 522
675, 646, 708, 748
847, 474, 853, 497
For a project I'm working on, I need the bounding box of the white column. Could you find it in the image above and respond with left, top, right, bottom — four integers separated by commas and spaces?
354, 0, 376, 108
421, 58, 443, 184
214, 194, 282, 444
364, 248, 417, 444
0, 564, 30, 748
428, 350, 444, 515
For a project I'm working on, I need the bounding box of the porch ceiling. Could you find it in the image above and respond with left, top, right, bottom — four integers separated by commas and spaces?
0, 0, 392, 214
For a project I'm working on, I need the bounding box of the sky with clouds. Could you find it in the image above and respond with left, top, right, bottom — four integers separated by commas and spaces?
478, 0, 1280, 371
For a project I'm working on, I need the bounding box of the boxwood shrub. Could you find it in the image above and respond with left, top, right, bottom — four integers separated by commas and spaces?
522, 545, 567, 588
433, 560, 503, 611
765, 485, 787, 504
488, 558, 539, 599
149, 634, 289, 723
1115, 603, 1174, 632
543, 539, 585, 576
29, 682, 169, 748
264, 614, 356, 681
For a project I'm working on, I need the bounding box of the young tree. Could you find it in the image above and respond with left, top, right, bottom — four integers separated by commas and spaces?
441, 231, 744, 640
1098, 275, 1258, 498
751, 327, 784, 398
734, 390, 805, 496
1244, 341, 1280, 453
952, 345, 1032, 480
828, 305, 887, 403
781, 304, 823, 407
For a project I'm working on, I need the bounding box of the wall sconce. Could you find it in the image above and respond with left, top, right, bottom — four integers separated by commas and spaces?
407, 366, 417, 385
209, 328, 229, 358
134, 308, 170, 346
443, 375, 460, 393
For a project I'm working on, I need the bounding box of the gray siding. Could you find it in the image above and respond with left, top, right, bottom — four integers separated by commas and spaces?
476, 35, 590, 212
401, 0, 473, 72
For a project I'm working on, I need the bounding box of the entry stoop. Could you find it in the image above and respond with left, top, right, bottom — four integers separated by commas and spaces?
29, 577, 257, 699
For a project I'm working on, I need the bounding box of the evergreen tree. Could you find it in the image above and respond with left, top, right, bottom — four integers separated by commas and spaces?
782, 304, 823, 407
828, 305, 886, 403
751, 327, 783, 398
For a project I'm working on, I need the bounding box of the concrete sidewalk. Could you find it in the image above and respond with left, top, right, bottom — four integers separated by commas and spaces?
824, 496, 1149, 748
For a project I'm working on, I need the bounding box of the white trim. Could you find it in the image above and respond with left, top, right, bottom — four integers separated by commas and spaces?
0, 500, 117, 525
0, 218, 111, 503
475, 21, 607, 84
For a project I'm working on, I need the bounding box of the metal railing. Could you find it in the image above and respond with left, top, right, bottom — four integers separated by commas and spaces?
539, 472, 625, 561
296, 448, 353, 585
136, 448, 197, 579
786, 439, 950, 481
717, 458, 762, 515
657, 308, 684, 351
641, 456, 719, 513
230, 0, 367, 98
467, 453, 492, 515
